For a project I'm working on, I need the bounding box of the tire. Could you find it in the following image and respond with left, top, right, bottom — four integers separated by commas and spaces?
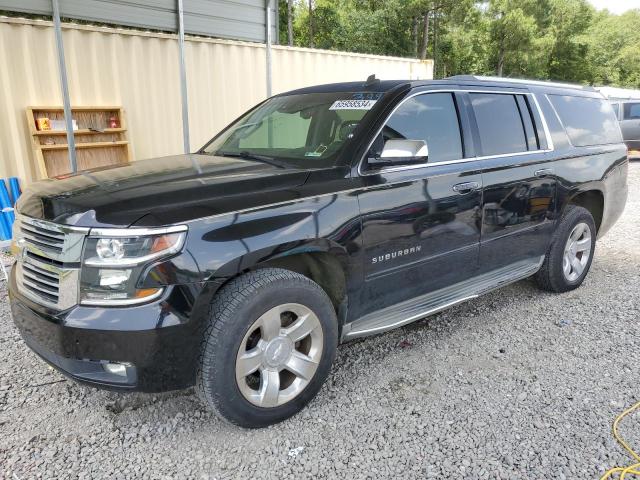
535, 205, 596, 293
196, 268, 338, 428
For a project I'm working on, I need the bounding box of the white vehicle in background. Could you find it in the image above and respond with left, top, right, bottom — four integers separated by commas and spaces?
598, 86, 640, 160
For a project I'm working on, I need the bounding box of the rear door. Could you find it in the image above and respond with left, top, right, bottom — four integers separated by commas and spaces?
467, 90, 557, 272
354, 90, 484, 319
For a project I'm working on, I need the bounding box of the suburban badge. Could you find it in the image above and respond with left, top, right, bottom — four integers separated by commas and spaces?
372, 245, 422, 264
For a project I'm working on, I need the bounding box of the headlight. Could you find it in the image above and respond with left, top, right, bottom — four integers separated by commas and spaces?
80, 225, 187, 306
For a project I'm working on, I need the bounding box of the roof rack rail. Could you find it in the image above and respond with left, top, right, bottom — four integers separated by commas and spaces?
447, 75, 595, 91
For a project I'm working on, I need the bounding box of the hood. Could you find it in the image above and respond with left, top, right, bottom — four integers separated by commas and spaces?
17, 154, 311, 228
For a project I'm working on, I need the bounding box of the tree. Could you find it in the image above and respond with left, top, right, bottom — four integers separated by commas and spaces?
309, 0, 315, 48
288, 0, 294, 46
545, 0, 593, 82
584, 9, 640, 87
278, 0, 640, 88
487, 0, 539, 76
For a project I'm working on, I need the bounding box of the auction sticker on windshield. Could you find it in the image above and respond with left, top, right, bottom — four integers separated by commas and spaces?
329, 99, 378, 110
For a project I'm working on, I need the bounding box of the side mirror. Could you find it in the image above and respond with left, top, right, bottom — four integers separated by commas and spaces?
368, 139, 429, 166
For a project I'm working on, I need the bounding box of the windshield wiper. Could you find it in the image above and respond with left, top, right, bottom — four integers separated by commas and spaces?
216, 151, 288, 169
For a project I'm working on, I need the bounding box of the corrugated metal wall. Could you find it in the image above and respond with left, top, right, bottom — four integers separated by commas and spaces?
0, 17, 433, 184
0, 0, 278, 43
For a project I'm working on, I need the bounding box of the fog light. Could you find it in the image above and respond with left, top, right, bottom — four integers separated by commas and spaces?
98, 269, 131, 288
103, 362, 128, 377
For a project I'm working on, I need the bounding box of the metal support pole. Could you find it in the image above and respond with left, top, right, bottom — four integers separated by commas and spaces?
177, 0, 191, 154
52, 0, 77, 173
265, 0, 273, 97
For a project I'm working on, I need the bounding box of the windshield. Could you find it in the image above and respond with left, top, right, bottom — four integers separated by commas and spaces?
200, 92, 382, 166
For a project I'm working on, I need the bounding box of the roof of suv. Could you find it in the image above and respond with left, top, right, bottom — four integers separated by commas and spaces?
282, 75, 598, 97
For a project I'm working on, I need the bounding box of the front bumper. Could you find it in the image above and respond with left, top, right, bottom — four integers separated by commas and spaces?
9, 269, 209, 392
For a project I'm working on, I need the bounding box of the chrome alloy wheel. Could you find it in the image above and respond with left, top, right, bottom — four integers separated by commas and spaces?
563, 222, 592, 282
235, 303, 323, 408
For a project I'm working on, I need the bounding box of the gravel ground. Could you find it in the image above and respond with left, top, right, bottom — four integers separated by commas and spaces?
2, 165, 640, 480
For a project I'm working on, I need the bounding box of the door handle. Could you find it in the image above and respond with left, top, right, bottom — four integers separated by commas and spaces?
452, 181, 481, 194
534, 168, 554, 178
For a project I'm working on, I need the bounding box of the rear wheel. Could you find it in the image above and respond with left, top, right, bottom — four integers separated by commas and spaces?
196, 268, 338, 428
535, 205, 596, 293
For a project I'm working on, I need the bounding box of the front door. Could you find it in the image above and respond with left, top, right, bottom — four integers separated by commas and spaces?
354, 91, 483, 319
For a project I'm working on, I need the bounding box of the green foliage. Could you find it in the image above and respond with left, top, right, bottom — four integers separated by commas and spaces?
584, 9, 640, 87
280, 0, 640, 88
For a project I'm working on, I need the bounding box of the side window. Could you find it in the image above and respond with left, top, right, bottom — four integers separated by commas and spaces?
549, 95, 622, 146
380, 92, 463, 163
623, 102, 640, 120
470, 93, 528, 156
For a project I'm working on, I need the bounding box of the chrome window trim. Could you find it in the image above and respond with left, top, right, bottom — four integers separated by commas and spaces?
530, 93, 555, 151
461, 75, 591, 91
361, 148, 554, 175
357, 88, 556, 177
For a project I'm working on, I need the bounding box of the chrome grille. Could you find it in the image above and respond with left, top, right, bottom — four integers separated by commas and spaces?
20, 222, 65, 254
21, 255, 60, 303
13, 215, 89, 310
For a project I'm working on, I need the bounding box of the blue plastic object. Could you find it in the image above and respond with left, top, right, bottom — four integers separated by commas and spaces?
0, 180, 10, 209
0, 209, 11, 240
8, 177, 20, 205
0, 177, 19, 239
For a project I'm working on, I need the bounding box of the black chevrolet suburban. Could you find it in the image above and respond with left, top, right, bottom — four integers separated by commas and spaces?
9, 75, 628, 427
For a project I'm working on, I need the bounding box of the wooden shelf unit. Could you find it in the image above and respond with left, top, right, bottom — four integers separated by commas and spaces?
33, 127, 127, 136
40, 141, 130, 151
27, 106, 132, 178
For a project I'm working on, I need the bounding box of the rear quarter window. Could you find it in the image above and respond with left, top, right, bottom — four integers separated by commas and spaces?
548, 95, 622, 147
623, 102, 640, 120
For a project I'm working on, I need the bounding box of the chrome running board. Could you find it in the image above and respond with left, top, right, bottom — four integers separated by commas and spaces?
341, 256, 544, 341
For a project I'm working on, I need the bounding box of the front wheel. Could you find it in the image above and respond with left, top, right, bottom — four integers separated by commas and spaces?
535, 205, 596, 293
196, 268, 338, 428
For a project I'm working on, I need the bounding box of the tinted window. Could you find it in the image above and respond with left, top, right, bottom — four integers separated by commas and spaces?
239, 111, 311, 149
470, 93, 528, 156
623, 102, 640, 120
549, 95, 622, 146
203, 92, 377, 166
382, 93, 463, 162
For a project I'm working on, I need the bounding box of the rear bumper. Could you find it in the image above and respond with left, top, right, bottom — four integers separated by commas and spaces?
626, 141, 640, 159
9, 269, 211, 392
599, 159, 629, 238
